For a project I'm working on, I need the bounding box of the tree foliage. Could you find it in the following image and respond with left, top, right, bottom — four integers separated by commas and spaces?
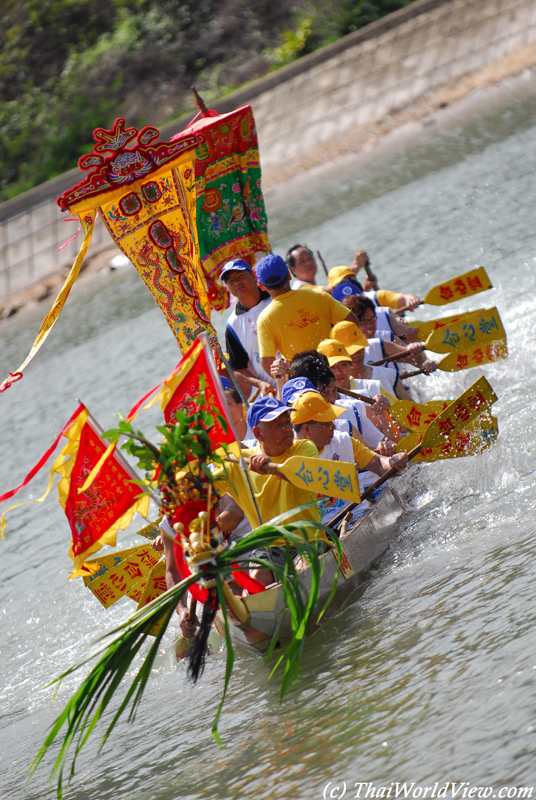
0, 0, 415, 202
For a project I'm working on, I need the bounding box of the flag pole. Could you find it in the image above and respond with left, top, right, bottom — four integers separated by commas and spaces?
216, 346, 250, 409
201, 336, 263, 525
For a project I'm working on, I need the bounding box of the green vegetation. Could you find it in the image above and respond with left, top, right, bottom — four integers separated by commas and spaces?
0, 0, 416, 202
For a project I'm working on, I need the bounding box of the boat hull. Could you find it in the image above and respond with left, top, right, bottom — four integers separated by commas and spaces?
215, 484, 405, 653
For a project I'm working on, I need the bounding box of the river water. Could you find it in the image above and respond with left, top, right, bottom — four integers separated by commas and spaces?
2, 73, 536, 799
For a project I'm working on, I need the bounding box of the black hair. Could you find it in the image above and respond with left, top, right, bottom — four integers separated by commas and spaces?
285, 244, 313, 271
224, 386, 242, 405
289, 350, 335, 391
345, 294, 376, 319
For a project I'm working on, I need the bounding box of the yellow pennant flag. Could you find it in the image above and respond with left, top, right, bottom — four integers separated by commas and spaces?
83, 544, 162, 609
422, 267, 492, 306
136, 559, 169, 636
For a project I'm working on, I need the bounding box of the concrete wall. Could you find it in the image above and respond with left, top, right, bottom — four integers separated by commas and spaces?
1, 0, 536, 301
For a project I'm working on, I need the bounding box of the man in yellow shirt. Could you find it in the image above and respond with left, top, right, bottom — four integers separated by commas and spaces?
213, 395, 329, 584
290, 389, 408, 528
256, 253, 360, 378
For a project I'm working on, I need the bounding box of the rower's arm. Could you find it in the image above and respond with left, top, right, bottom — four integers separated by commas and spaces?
365, 452, 408, 476
234, 367, 274, 396
261, 356, 275, 377
159, 521, 197, 636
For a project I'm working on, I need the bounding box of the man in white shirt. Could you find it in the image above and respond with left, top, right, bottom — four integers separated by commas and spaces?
221, 258, 275, 396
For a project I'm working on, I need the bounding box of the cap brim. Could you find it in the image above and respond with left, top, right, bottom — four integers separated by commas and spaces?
290, 403, 344, 425
220, 266, 251, 280
259, 407, 291, 423
326, 354, 353, 366
344, 342, 367, 355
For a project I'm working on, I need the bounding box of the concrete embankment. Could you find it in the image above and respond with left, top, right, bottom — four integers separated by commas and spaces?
1, 0, 536, 315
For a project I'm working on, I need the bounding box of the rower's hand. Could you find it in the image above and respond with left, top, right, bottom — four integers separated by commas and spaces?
422, 359, 439, 374
270, 357, 289, 381
376, 439, 395, 456
352, 249, 369, 274
151, 534, 164, 552
258, 380, 275, 396
406, 342, 425, 356
248, 454, 274, 475
403, 326, 419, 343
388, 452, 408, 474
178, 605, 198, 638
398, 294, 421, 311
372, 394, 390, 413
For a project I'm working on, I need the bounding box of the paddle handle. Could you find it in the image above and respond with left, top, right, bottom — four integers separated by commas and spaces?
285, 367, 374, 405
399, 368, 427, 379
369, 349, 412, 367
316, 250, 330, 278
335, 385, 374, 405
329, 443, 422, 529
189, 599, 198, 622
396, 301, 424, 314
363, 258, 379, 291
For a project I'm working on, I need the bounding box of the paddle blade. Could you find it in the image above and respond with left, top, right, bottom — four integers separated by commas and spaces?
280, 455, 361, 503
438, 339, 508, 372
396, 410, 498, 461
424, 307, 505, 354
390, 399, 449, 432
415, 310, 485, 342
423, 267, 492, 306
418, 376, 497, 450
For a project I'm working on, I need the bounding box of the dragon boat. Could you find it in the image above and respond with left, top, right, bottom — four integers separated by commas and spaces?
213, 483, 406, 654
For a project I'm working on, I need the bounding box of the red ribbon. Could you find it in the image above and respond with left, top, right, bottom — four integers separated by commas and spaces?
0, 404, 85, 505
0, 372, 23, 393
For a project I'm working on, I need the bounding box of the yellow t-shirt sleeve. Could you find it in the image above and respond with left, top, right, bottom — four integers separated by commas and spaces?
350, 436, 375, 470
257, 314, 277, 359
376, 289, 401, 309
325, 292, 353, 324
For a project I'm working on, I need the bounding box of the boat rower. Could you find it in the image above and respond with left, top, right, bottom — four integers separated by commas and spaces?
221, 258, 275, 398
278, 353, 397, 455
212, 396, 333, 586
256, 253, 361, 378
317, 336, 413, 402
290, 390, 408, 528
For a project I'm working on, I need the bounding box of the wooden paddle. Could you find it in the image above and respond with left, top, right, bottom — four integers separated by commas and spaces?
229, 453, 361, 503
286, 366, 376, 405
394, 409, 498, 462
371, 307, 505, 364
328, 377, 497, 529
396, 267, 492, 313
399, 337, 507, 377
411, 309, 485, 341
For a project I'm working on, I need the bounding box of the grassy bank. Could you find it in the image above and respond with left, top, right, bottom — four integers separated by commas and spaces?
0, 0, 416, 202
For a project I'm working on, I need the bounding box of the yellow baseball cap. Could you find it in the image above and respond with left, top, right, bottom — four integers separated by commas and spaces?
317, 338, 353, 366
328, 266, 354, 288
290, 391, 344, 425
330, 320, 368, 354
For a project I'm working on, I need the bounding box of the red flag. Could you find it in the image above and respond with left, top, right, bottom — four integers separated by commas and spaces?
160, 333, 237, 448
55, 407, 150, 570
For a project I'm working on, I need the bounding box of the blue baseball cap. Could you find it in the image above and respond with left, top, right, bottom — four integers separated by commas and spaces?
220, 376, 233, 389
220, 258, 252, 282
255, 254, 289, 287
281, 377, 319, 406
247, 396, 290, 429
332, 281, 363, 302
